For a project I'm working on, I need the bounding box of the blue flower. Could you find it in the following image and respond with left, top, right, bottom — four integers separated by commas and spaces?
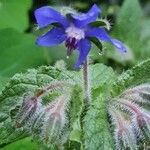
35, 4, 127, 68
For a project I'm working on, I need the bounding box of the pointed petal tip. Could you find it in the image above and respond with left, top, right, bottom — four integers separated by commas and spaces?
36, 37, 46, 47
74, 60, 82, 69
92, 4, 101, 13
111, 39, 127, 53
71, 4, 101, 27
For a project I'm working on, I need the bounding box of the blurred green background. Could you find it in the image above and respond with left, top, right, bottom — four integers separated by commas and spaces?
0, 0, 150, 149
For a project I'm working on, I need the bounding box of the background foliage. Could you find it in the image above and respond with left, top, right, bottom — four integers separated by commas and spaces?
0, 0, 149, 149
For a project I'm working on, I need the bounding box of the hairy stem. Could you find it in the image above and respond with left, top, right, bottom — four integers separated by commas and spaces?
83, 58, 91, 106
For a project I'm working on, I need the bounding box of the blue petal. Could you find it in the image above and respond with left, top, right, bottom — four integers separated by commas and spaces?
86, 27, 127, 52
111, 39, 127, 52
86, 27, 112, 42
36, 27, 66, 47
34, 6, 69, 28
75, 39, 91, 68
72, 4, 101, 27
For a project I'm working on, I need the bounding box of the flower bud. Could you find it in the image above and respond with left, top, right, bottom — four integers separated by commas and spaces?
109, 107, 137, 150
121, 100, 150, 139
31, 108, 45, 138
15, 94, 42, 128
41, 94, 70, 147
121, 84, 150, 104
109, 84, 150, 149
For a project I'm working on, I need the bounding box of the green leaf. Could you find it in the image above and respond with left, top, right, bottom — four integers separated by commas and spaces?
112, 59, 150, 97
0, 28, 46, 77
83, 92, 114, 150
65, 63, 117, 89
68, 85, 83, 149
0, 0, 31, 32
89, 64, 117, 89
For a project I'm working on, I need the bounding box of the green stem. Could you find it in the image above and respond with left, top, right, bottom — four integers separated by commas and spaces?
83, 58, 91, 106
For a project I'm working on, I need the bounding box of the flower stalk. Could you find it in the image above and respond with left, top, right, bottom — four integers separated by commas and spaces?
83, 58, 91, 106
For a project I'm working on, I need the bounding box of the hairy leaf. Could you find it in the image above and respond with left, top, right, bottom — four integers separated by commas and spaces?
83, 92, 114, 150
69, 85, 83, 144
112, 59, 150, 96
83, 64, 117, 150
89, 64, 117, 89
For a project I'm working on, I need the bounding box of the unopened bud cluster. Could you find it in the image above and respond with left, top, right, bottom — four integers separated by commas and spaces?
109, 84, 150, 150
15, 81, 72, 147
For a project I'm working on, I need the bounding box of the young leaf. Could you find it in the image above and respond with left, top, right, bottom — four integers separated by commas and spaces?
67, 85, 83, 149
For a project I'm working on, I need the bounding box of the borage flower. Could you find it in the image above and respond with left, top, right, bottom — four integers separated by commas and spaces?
35, 4, 127, 68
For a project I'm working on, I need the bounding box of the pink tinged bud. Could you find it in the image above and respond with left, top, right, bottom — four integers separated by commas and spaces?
109, 107, 137, 150
41, 94, 70, 146
120, 84, 150, 104
109, 84, 150, 148
119, 100, 150, 138
15, 95, 42, 128
31, 109, 46, 138
36, 81, 72, 98
139, 91, 150, 104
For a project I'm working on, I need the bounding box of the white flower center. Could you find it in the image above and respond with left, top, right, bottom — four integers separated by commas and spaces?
65, 25, 85, 40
